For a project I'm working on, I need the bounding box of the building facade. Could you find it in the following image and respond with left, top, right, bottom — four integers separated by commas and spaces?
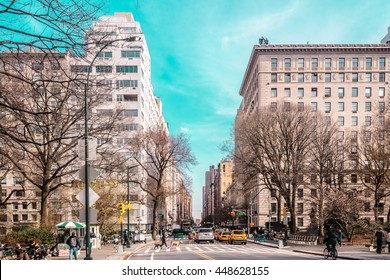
235, 32, 390, 230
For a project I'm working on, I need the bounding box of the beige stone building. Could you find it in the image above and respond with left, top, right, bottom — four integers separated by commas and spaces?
235, 33, 390, 230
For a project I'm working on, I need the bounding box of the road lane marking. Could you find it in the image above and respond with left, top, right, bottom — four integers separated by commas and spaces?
150, 252, 154, 260
192, 250, 214, 260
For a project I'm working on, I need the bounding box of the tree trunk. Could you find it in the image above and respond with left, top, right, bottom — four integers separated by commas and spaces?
152, 199, 159, 240
40, 185, 50, 228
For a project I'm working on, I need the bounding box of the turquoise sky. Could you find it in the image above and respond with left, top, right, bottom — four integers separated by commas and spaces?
105, 0, 390, 220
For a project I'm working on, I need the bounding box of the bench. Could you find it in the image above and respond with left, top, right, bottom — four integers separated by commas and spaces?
288, 235, 318, 245
0, 248, 15, 260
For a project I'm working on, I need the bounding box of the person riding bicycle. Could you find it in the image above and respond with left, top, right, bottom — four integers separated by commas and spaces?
324, 228, 338, 252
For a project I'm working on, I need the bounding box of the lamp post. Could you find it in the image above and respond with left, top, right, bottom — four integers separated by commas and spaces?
82, 35, 141, 260
127, 167, 131, 248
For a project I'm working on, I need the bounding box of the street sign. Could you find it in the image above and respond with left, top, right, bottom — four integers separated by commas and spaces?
76, 187, 100, 207
79, 165, 100, 183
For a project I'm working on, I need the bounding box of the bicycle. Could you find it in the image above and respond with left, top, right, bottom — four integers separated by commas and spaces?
323, 245, 338, 260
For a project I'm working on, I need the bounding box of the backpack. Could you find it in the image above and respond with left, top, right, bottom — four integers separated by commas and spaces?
69, 236, 77, 247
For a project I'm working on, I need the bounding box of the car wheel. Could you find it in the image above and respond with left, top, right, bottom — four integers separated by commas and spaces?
211, 240, 214, 244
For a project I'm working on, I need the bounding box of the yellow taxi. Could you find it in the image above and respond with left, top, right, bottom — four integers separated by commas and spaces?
218, 231, 231, 242
228, 229, 247, 245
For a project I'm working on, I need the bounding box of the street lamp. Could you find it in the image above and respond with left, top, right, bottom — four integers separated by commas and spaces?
82, 35, 141, 260
126, 167, 131, 248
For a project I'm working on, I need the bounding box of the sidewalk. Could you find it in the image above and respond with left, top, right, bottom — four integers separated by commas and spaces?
49, 242, 150, 260
248, 238, 390, 260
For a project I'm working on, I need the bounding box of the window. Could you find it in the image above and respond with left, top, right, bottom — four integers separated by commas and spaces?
366, 57, 372, 69
121, 50, 141, 58
351, 131, 357, 139
32, 202, 37, 210
311, 73, 318, 82
352, 87, 358, 97
311, 88, 317, 97
339, 58, 345, 69
351, 102, 358, 112
325, 116, 331, 124
97, 51, 112, 58
325, 58, 331, 69
298, 58, 304, 69
379, 102, 385, 113
338, 116, 344, 126
351, 174, 358, 183
13, 215, 18, 222
271, 73, 277, 83
13, 203, 18, 210
366, 73, 372, 82
365, 116, 371, 126
297, 88, 304, 98
338, 87, 344, 98
352, 58, 359, 69
365, 87, 371, 97
271, 88, 277, 97
365, 131, 371, 140
351, 145, 357, 154
70, 65, 91, 73
32, 62, 43, 71
379, 87, 385, 98
298, 102, 304, 111
119, 109, 138, 117
339, 73, 345, 82
284, 58, 291, 68
51, 62, 61, 70
310, 189, 317, 197
311, 102, 317, 111
116, 80, 138, 88
324, 87, 331, 97
379, 57, 386, 69
284, 102, 291, 111
338, 131, 344, 139
271, 58, 278, 69
338, 102, 344, 111
297, 203, 304, 214
324, 102, 331, 112
365, 102, 371, 111
379, 73, 385, 82
352, 73, 358, 82
352, 116, 358, 126
117, 94, 124, 102
325, 73, 331, 82
96, 65, 112, 73
270, 102, 277, 111
379, 115, 385, 125
311, 58, 318, 69
298, 73, 304, 82
284, 88, 291, 97
297, 218, 303, 227
284, 73, 291, 82
116, 65, 138, 73
22, 202, 28, 210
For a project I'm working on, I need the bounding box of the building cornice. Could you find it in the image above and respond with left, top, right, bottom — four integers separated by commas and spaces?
254, 44, 390, 54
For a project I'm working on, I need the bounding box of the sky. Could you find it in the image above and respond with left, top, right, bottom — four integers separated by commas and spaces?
103, 0, 390, 220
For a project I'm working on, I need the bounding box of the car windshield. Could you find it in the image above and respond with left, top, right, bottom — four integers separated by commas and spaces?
222, 232, 230, 235
199, 228, 213, 233
234, 230, 245, 234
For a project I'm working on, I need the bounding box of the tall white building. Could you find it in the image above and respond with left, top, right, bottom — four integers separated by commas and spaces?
69, 12, 168, 231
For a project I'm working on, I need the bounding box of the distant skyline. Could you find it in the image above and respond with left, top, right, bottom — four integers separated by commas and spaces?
106, 0, 390, 220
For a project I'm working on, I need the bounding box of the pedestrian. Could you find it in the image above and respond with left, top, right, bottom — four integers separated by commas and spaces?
66, 231, 80, 260
387, 230, 390, 254
338, 230, 343, 247
113, 232, 119, 248
124, 231, 129, 246
374, 227, 385, 254
161, 230, 168, 247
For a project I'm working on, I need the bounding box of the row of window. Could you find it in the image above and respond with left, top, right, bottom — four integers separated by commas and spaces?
96, 50, 141, 59
272, 57, 386, 70
0, 214, 38, 223
273, 72, 386, 83
70, 65, 138, 73
271, 87, 385, 99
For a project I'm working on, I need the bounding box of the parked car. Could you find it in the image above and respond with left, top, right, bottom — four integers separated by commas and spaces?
229, 229, 247, 245
195, 228, 214, 243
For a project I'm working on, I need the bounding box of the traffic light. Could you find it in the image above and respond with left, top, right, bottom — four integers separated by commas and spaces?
283, 206, 289, 216
118, 203, 125, 214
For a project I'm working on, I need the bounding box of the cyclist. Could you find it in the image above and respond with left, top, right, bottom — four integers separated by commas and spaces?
324, 227, 338, 252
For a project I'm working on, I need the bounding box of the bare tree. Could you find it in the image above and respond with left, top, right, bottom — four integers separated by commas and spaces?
130, 127, 196, 239
234, 104, 317, 233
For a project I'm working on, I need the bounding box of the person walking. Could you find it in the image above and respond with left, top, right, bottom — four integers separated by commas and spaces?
374, 227, 385, 254
337, 230, 343, 247
66, 231, 80, 260
387, 230, 390, 254
161, 230, 168, 248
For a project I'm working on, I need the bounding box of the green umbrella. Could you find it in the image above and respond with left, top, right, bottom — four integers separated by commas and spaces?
55, 221, 86, 229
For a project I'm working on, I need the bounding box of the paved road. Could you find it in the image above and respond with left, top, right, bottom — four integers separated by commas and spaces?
128, 239, 322, 260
